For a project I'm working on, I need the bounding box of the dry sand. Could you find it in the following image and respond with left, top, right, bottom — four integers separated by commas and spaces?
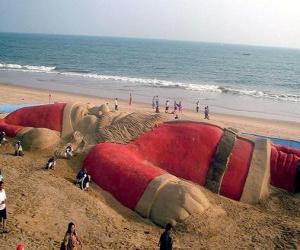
0, 83, 300, 249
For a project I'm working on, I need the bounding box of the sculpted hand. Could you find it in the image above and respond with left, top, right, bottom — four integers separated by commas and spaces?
135, 174, 210, 227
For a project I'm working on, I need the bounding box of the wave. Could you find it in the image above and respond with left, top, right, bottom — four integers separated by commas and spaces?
0, 63, 55, 72
218, 87, 300, 102
0, 62, 299, 103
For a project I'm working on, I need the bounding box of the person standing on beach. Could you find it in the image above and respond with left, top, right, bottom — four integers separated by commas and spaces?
62, 222, 82, 250
165, 99, 170, 113
152, 96, 156, 109
129, 93, 132, 106
173, 101, 177, 114
0, 181, 8, 233
158, 223, 173, 250
114, 98, 118, 111
0, 170, 3, 182
178, 101, 182, 113
204, 106, 210, 119
155, 96, 159, 108
155, 96, 160, 113
196, 100, 200, 113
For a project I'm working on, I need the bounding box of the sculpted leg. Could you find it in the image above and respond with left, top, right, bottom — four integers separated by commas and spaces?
83, 143, 210, 226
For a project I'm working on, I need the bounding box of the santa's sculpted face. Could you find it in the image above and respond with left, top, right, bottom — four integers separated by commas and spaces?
69, 103, 110, 144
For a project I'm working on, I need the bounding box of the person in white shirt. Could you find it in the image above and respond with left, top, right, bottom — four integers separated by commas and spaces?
114, 98, 118, 111
0, 169, 3, 182
0, 181, 7, 233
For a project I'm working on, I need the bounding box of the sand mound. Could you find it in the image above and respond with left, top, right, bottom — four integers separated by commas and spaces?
18, 128, 60, 151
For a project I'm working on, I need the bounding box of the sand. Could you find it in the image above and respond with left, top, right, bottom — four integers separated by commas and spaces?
0, 82, 299, 249
0, 82, 299, 141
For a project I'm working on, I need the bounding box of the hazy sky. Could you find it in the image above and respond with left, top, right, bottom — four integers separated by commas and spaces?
0, 0, 299, 48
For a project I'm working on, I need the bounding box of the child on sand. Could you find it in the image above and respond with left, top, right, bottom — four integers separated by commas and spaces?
159, 223, 173, 250
61, 222, 82, 250
76, 168, 91, 190
45, 156, 56, 170
0, 181, 8, 233
65, 145, 73, 160
0, 131, 7, 145
14, 141, 24, 156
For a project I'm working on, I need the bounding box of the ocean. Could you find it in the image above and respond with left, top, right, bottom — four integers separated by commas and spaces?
0, 32, 299, 122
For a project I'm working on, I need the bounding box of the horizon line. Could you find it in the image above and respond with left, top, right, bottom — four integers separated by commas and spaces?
0, 30, 299, 51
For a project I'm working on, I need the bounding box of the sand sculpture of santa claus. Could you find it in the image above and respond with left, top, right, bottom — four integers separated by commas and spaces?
0, 103, 299, 226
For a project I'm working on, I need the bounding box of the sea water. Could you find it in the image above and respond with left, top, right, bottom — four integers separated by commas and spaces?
0, 32, 299, 122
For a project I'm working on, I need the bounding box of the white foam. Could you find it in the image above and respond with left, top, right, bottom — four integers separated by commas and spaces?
0, 63, 55, 72
0, 62, 299, 103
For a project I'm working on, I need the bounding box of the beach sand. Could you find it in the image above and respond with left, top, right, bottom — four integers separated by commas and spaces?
0, 82, 299, 140
0, 82, 299, 249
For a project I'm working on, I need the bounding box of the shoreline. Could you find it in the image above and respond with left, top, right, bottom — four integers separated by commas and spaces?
0, 81, 299, 140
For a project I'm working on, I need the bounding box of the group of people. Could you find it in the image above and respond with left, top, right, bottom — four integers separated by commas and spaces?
45, 144, 73, 170
152, 96, 183, 120
151, 97, 210, 120
1, 130, 24, 156
45, 146, 91, 191
59, 221, 173, 250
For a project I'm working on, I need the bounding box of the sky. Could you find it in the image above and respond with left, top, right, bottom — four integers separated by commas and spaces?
0, 0, 299, 49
